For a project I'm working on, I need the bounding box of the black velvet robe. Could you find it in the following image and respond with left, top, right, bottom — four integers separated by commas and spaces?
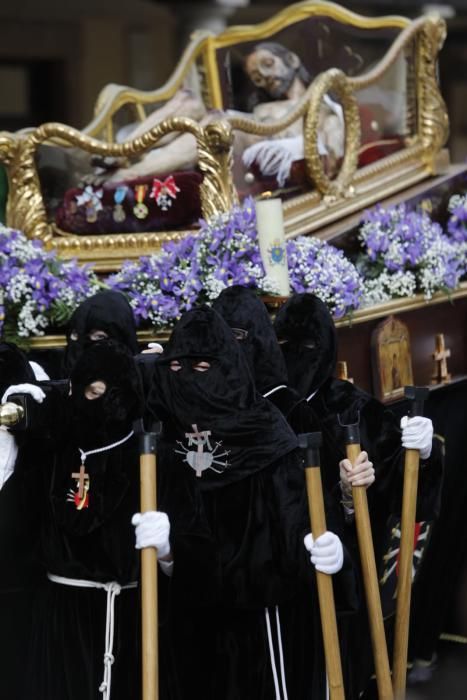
4, 341, 145, 700
21, 433, 141, 700
157, 433, 357, 700
0, 343, 45, 700
273, 294, 443, 697
150, 306, 358, 700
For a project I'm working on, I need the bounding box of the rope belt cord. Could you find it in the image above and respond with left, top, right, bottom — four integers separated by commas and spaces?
78, 429, 135, 464
262, 385, 287, 399
47, 573, 138, 700
265, 607, 281, 700
265, 606, 289, 700
275, 606, 289, 700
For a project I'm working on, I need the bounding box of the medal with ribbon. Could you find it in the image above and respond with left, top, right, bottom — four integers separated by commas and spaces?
113, 185, 128, 222
75, 185, 104, 223
133, 184, 149, 219
150, 176, 180, 211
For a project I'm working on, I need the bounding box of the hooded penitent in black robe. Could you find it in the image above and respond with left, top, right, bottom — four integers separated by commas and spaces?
149, 305, 358, 700
212, 285, 311, 431
0, 343, 46, 700
273, 293, 443, 697
61, 290, 139, 376
16, 340, 144, 700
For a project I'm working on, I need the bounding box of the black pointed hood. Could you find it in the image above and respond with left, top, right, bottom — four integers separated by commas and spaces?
149, 305, 297, 489
212, 285, 288, 395
273, 293, 337, 399
63, 291, 138, 376
69, 339, 143, 446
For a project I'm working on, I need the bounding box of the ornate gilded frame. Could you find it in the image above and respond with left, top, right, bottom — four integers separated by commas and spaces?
0, 1, 449, 270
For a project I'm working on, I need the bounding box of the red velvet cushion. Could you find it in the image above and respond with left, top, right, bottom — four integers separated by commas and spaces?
55, 171, 203, 235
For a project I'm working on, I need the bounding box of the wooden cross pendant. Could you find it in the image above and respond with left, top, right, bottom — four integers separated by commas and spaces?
71, 464, 90, 499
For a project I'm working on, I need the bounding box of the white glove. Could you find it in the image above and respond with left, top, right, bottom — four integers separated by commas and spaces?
1, 383, 46, 405
304, 531, 344, 575
132, 511, 171, 558
400, 415, 433, 460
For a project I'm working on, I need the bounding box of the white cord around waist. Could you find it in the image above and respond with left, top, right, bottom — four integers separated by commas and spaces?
265, 606, 289, 700
263, 385, 287, 399
47, 573, 137, 700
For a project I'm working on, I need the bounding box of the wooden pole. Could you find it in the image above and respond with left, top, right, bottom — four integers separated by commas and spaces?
342, 421, 394, 700
392, 387, 429, 699
139, 430, 159, 700
299, 432, 345, 700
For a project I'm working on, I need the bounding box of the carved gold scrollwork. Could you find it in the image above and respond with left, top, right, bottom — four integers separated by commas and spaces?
200, 121, 238, 219
1, 116, 235, 242
416, 16, 449, 158
304, 68, 360, 197
0, 132, 51, 241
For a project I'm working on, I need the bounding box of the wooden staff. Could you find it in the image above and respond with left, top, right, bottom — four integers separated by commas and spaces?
138, 422, 161, 700
339, 416, 394, 700
392, 387, 429, 699
298, 432, 345, 700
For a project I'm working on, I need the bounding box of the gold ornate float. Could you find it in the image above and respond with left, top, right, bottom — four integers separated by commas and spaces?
0, 1, 449, 270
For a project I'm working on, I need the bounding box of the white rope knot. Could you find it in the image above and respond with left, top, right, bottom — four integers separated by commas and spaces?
47, 573, 137, 700
99, 581, 124, 700
105, 581, 122, 595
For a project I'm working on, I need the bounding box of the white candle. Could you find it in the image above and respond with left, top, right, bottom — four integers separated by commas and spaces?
255, 197, 290, 296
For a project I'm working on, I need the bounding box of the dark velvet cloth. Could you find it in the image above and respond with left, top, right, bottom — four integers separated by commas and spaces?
158, 430, 357, 700
149, 306, 357, 699
6, 341, 145, 700
273, 294, 337, 399
267, 385, 316, 434
55, 170, 203, 235
212, 285, 289, 394
0, 343, 44, 700
62, 290, 139, 376
406, 381, 467, 665
0, 341, 35, 387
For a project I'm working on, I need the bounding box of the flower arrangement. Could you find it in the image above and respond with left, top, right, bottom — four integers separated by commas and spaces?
107, 236, 201, 328
1, 195, 467, 342
358, 203, 465, 306
0, 226, 100, 342
108, 197, 363, 327
447, 194, 467, 243
286, 236, 362, 317
107, 198, 280, 328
